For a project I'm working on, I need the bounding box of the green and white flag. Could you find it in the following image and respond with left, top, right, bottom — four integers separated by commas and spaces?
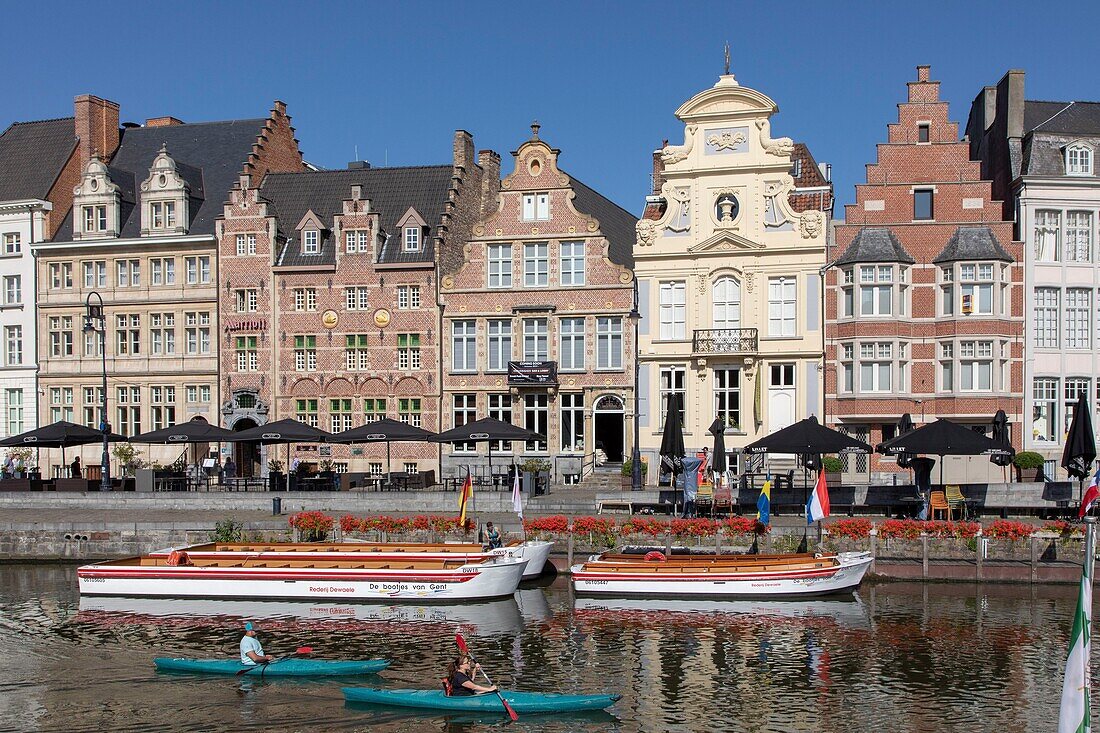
1059, 534, 1093, 733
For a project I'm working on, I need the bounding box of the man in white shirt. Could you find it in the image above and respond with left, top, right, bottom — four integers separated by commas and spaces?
240, 621, 274, 665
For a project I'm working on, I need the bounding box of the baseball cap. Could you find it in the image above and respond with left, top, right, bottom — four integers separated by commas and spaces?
244, 622, 254, 631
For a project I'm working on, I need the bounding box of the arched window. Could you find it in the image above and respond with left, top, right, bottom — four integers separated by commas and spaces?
1066, 144, 1093, 176
712, 277, 741, 329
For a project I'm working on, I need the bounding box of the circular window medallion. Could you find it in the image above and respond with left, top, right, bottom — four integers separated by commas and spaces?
373, 308, 391, 328
90, 179, 99, 192
321, 310, 339, 329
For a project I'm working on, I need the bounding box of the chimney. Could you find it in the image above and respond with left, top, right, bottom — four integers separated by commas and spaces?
916, 65, 931, 82
651, 147, 666, 196
453, 130, 475, 172
74, 94, 120, 170
350, 185, 362, 201
477, 149, 501, 219
146, 116, 184, 127
347, 160, 371, 170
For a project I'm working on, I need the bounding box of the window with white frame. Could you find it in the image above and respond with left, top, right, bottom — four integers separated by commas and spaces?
859, 342, 893, 392
1034, 287, 1059, 348
1035, 210, 1060, 262
235, 336, 258, 371
560, 393, 584, 452
1066, 144, 1093, 176
115, 387, 140, 435
522, 318, 547, 361
83, 328, 103, 357
659, 281, 686, 340
345, 287, 370, 311
1064, 378, 1091, 434
523, 243, 548, 287
398, 398, 421, 427
522, 192, 549, 221
302, 230, 319, 254
345, 335, 369, 370
116, 259, 139, 287
960, 263, 993, 315
596, 317, 623, 370
295, 399, 318, 428
235, 289, 258, 313
452, 394, 477, 452
4, 325, 21, 366
293, 288, 317, 311
559, 318, 585, 371
714, 367, 741, 429
83, 386, 103, 427
294, 335, 317, 371
345, 230, 370, 254
151, 258, 175, 286
840, 269, 855, 318
488, 320, 512, 371
397, 285, 420, 309
50, 262, 73, 289
713, 277, 742, 328
940, 342, 954, 391
1032, 377, 1058, 443
452, 320, 476, 372
959, 341, 993, 392
403, 226, 420, 252
560, 241, 585, 286
150, 386, 176, 430
236, 234, 247, 256
83, 260, 106, 288
768, 277, 797, 337
363, 397, 386, 422
1065, 211, 1093, 262
840, 343, 854, 392
82, 205, 108, 234
397, 333, 420, 370
185, 384, 211, 404
1066, 288, 1091, 350
150, 313, 175, 355
2, 232, 19, 255
488, 394, 512, 452
487, 244, 512, 288
859, 265, 893, 316
330, 398, 353, 433
2, 275, 19, 305
524, 394, 548, 452
49, 316, 74, 357
659, 366, 686, 427
6, 388, 23, 435
185, 256, 211, 284
184, 311, 210, 354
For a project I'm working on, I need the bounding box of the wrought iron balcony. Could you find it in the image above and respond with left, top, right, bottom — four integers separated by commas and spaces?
692, 328, 758, 355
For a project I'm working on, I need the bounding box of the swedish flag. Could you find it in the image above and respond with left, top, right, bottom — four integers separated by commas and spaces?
757, 472, 771, 526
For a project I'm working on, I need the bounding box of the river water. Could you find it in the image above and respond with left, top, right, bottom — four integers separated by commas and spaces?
0, 563, 1093, 732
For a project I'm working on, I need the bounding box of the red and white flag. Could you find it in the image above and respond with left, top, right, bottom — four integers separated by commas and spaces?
1078, 467, 1100, 518
806, 469, 831, 524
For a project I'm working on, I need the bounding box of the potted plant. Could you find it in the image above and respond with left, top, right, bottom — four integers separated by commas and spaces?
521, 457, 552, 496
621, 457, 649, 489
822, 456, 844, 486
7, 447, 34, 479
1013, 451, 1045, 482
111, 443, 147, 478
268, 458, 287, 492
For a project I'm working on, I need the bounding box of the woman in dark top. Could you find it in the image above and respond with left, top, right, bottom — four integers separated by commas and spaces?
446, 655, 497, 696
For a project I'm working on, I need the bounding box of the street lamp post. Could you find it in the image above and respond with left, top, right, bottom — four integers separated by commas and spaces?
628, 280, 642, 492
83, 292, 110, 492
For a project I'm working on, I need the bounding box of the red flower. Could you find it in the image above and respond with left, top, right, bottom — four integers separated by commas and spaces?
571, 516, 616, 535
826, 518, 872, 540
985, 519, 1034, 541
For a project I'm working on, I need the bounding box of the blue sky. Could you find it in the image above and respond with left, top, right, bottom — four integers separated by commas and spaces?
3, 1, 1099, 217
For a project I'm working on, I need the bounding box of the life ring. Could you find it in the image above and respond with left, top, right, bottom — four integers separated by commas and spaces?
644, 551, 667, 562
167, 550, 192, 567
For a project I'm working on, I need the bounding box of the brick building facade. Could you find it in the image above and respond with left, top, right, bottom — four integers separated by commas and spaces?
438, 126, 636, 484
825, 66, 1024, 484
218, 131, 489, 477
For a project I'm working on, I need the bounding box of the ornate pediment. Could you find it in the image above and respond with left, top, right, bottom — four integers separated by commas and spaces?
688, 230, 764, 253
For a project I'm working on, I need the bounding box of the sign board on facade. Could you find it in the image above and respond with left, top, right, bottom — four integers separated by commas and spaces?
508, 361, 558, 385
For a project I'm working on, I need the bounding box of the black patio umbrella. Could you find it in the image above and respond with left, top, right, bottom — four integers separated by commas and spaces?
896, 413, 915, 469
431, 417, 544, 489
0, 420, 127, 478
129, 416, 237, 444
227, 418, 332, 479
877, 418, 1011, 487
744, 415, 872, 455
330, 418, 436, 487
1061, 392, 1097, 484
707, 417, 727, 474
990, 409, 1015, 471
659, 394, 686, 516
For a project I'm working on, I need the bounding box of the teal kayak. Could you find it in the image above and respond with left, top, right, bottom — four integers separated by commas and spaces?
342, 687, 621, 713
154, 657, 390, 677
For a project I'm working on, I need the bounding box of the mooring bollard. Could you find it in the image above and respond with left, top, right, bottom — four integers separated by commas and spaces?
566, 533, 574, 570
272, 496, 282, 516
921, 534, 929, 578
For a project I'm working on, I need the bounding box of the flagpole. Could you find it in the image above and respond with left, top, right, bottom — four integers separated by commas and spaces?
1059, 514, 1095, 733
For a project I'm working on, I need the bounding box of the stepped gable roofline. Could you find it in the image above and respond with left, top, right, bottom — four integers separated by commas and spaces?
0, 117, 77, 201
833, 227, 915, 266
260, 165, 453, 267
932, 225, 1014, 265
675, 74, 778, 121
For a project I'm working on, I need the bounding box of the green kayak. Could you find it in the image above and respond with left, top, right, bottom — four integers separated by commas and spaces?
342, 687, 621, 713
154, 657, 390, 677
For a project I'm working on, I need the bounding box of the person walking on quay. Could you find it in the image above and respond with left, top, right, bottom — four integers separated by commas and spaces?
70, 456, 82, 478
1, 453, 13, 481
240, 622, 274, 665
223, 456, 236, 480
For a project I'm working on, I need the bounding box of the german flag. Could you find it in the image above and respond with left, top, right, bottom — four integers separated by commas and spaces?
458, 468, 473, 524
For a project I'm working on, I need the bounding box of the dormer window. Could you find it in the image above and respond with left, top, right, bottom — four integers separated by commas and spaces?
139, 144, 189, 236
404, 226, 420, 252
1066, 144, 1093, 176
83, 206, 108, 233
150, 201, 176, 229
303, 230, 319, 254
72, 155, 120, 240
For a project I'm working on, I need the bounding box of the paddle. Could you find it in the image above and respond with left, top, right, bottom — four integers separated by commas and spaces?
236, 646, 313, 677
455, 633, 518, 721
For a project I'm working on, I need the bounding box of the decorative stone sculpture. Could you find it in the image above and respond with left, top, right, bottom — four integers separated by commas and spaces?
755, 118, 795, 156
661, 125, 697, 164
636, 218, 658, 246
799, 210, 824, 239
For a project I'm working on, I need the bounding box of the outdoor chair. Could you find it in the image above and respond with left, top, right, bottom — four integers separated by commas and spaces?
696, 484, 714, 517
945, 485, 969, 519
929, 490, 951, 521
712, 485, 733, 517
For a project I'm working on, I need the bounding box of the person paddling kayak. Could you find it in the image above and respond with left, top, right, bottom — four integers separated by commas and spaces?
446, 655, 496, 695
240, 621, 274, 665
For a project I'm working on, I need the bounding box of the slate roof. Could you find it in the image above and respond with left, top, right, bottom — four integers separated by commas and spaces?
568, 176, 636, 268
260, 166, 453, 267
1021, 101, 1100, 177
53, 118, 266, 240
833, 227, 915, 266
932, 225, 1014, 264
0, 117, 77, 201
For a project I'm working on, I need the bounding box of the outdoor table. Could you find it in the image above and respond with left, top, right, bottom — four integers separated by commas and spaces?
382, 473, 411, 491
896, 496, 926, 519
299, 476, 335, 491
154, 476, 189, 492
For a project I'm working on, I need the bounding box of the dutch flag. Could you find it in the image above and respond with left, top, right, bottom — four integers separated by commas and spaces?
806, 469, 830, 524
1077, 467, 1100, 519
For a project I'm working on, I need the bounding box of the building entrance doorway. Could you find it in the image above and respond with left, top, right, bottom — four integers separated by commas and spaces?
593, 395, 625, 463
233, 418, 260, 477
